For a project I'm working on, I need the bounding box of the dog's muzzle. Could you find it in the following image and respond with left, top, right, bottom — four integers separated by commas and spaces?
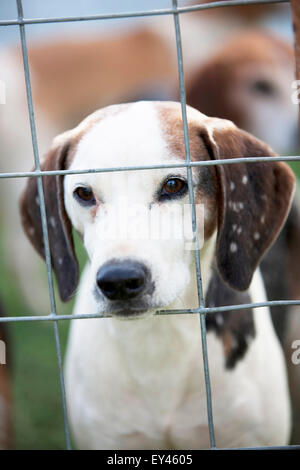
96, 260, 151, 301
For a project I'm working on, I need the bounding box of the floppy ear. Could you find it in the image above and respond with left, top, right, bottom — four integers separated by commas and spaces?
20, 136, 79, 302
201, 124, 295, 291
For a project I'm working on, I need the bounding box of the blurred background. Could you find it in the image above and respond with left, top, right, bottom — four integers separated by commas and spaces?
0, 0, 299, 449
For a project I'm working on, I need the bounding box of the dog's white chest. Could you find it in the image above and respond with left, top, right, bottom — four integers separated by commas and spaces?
65, 314, 208, 449
64, 296, 291, 449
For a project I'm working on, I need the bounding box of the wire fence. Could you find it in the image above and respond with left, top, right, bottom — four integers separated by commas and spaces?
1, 0, 300, 450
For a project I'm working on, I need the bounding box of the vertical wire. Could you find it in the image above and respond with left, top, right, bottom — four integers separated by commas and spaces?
172, 0, 216, 449
16, 0, 71, 450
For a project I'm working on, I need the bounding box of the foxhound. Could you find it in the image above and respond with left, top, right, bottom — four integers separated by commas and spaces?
20, 101, 295, 449
186, 31, 298, 154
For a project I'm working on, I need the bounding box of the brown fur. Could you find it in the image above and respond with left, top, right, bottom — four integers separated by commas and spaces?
157, 104, 295, 291
158, 105, 218, 240
186, 31, 295, 130
19, 140, 78, 302
202, 125, 295, 291
23, 29, 175, 128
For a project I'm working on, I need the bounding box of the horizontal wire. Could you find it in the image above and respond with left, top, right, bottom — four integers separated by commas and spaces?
0, 299, 299, 323
1, 155, 299, 180
0, 1, 289, 27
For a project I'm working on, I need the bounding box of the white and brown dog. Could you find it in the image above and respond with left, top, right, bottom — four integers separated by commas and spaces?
20, 101, 295, 449
186, 31, 298, 154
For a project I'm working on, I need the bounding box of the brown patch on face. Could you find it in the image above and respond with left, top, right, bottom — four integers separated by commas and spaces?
157, 104, 218, 241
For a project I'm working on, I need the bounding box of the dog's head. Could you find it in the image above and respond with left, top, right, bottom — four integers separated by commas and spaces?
186, 32, 298, 154
20, 102, 295, 317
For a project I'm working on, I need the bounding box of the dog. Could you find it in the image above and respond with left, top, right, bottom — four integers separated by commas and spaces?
186, 31, 298, 154
19, 101, 295, 449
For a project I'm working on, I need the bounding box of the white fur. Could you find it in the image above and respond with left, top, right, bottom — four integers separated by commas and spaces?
229, 61, 298, 154
64, 103, 209, 312
63, 103, 291, 449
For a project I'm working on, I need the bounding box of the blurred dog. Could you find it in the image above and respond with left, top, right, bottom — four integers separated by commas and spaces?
186, 31, 298, 154
20, 102, 295, 449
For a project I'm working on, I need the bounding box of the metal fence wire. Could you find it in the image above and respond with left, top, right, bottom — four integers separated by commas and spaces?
0, 0, 300, 450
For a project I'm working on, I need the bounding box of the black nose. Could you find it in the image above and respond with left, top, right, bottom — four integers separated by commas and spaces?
96, 261, 149, 301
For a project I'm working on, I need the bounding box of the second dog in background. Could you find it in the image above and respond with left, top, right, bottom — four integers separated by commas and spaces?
186, 31, 298, 154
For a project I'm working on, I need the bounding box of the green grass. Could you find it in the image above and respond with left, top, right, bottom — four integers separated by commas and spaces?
289, 161, 300, 179
11, 320, 70, 449
0, 230, 86, 449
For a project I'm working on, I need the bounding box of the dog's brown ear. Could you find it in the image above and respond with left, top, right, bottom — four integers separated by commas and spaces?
20, 136, 79, 302
201, 123, 295, 291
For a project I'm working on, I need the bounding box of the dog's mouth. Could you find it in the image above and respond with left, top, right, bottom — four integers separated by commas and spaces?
106, 307, 152, 319
93, 285, 159, 318
100, 305, 156, 320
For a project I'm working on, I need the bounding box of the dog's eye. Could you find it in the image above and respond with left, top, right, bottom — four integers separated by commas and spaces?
250, 79, 276, 97
160, 177, 187, 200
73, 186, 96, 205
